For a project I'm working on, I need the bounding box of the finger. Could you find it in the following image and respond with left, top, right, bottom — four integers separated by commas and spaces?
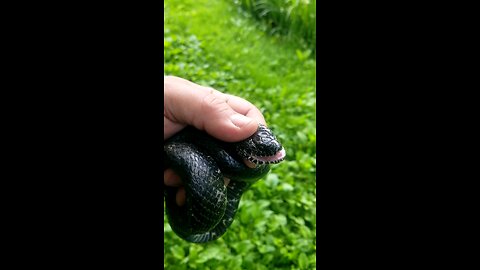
164, 115, 186, 140
195, 90, 260, 142
164, 76, 215, 138
164, 76, 262, 142
164, 169, 183, 187
176, 187, 186, 206
224, 94, 266, 126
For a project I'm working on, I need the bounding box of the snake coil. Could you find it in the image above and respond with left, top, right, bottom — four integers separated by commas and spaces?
164, 124, 285, 243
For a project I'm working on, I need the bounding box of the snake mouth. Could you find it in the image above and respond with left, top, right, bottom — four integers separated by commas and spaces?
247, 148, 286, 165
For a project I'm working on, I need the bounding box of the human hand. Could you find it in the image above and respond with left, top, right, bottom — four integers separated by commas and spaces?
163, 76, 266, 206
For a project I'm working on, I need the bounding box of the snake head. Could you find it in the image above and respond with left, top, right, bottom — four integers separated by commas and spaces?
236, 124, 286, 165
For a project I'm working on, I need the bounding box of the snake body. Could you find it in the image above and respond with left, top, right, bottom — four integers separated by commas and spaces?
164, 124, 285, 243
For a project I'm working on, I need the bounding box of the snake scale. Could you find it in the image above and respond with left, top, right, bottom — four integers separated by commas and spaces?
164, 124, 286, 243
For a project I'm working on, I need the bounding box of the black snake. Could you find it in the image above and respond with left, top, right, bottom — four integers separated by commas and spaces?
164, 124, 285, 243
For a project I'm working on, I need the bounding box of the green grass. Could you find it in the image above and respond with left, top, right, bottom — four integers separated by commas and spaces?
164, 0, 316, 269
234, 0, 316, 54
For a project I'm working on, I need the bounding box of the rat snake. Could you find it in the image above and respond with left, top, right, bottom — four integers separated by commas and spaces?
163, 124, 285, 243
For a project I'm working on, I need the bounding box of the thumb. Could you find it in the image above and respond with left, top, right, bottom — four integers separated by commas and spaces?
164, 76, 263, 142
197, 94, 260, 142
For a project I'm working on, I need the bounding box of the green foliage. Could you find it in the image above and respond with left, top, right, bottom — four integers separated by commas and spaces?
234, 0, 316, 55
164, 0, 316, 269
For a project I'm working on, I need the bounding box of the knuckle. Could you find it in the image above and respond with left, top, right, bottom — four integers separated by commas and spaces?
201, 92, 225, 112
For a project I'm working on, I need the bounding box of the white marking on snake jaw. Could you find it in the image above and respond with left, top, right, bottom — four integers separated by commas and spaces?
250, 148, 286, 164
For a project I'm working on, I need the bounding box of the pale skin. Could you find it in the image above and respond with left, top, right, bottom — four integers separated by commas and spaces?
164, 76, 266, 206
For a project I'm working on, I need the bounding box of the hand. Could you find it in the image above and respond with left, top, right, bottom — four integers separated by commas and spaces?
164, 76, 266, 206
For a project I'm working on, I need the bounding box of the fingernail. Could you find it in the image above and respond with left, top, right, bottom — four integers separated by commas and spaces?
230, 114, 253, 128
